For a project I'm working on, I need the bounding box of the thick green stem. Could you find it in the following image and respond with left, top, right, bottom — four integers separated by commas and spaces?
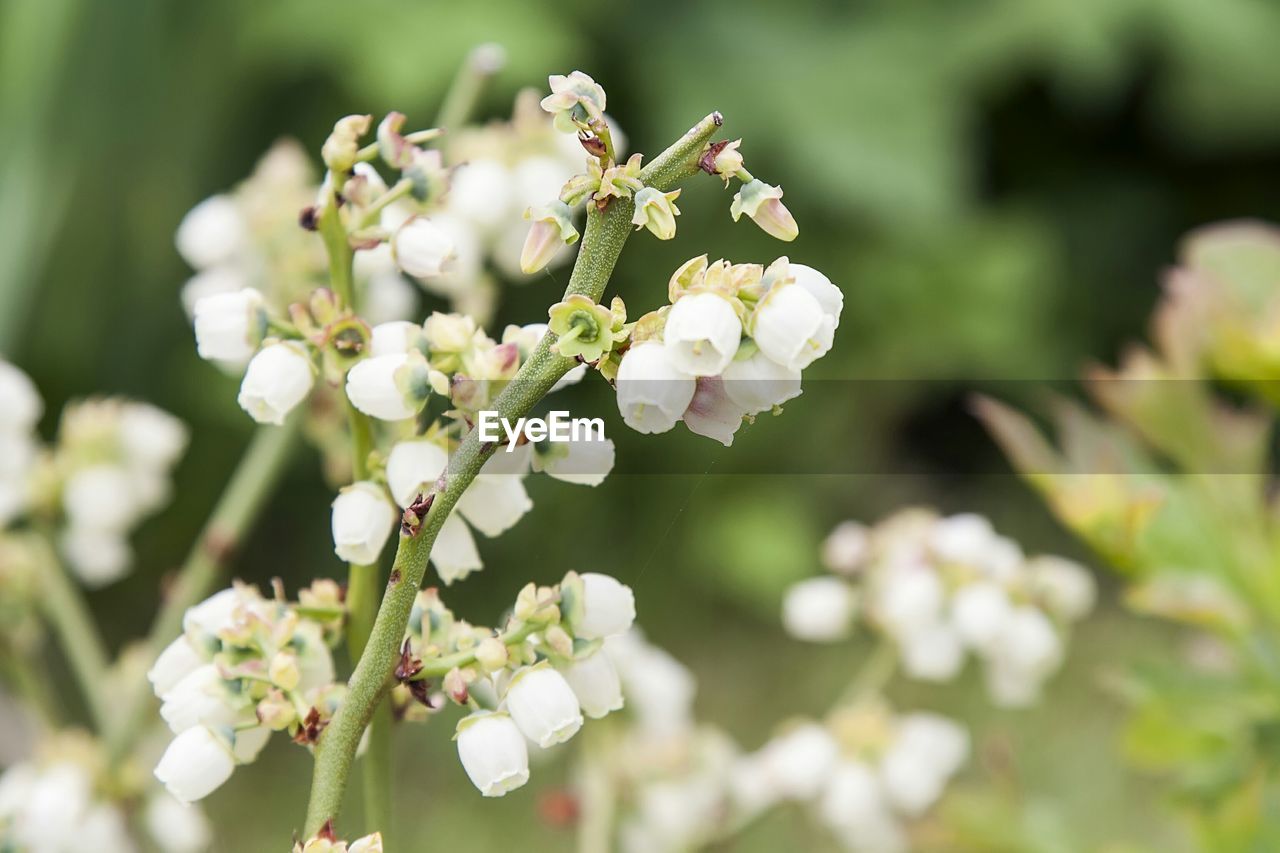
106, 418, 300, 762
39, 539, 112, 731
302, 111, 723, 837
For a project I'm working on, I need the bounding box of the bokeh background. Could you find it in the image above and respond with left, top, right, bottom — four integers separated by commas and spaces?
5, 0, 1280, 849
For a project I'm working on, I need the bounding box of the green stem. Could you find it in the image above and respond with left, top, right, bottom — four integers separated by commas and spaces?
302, 111, 725, 837
835, 640, 897, 708
38, 537, 112, 731
106, 418, 300, 763
358, 179, 414, 230
435, 44, 505, 131
576, 724, 617, 853
409, 622, 536, 680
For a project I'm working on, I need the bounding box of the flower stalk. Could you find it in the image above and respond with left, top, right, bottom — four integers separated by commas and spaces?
302, 110, 726, 836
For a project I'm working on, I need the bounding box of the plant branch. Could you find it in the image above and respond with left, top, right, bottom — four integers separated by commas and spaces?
38, 537, 112, 731
106, 417, 300, 763
302, 111, 725, 837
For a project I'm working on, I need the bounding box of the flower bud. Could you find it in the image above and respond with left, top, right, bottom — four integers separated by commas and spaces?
704, 139, 744, 185
345, 352, 433, 421
749, 282, 834, 372
560, 649, 624, 719
631, 187, 681, 240
175, 195, 249, 269
455, 712, 530, 797
663, 292, 741, 377
237, 342, 315, 425
615, 342, 696, 434
331, 482, 396, 564
504, 664, 583, 747
154, 726, 236, 803
148, 636, 206, 697
576, 572, 636, 640
269, 651, 301, 691
475, 637, 509, 674
0, 360, 42, 432
520, 201, 580, 274
393, 217, 456, 279
349, 833, 384, 853
540, 71, 607, 134
730, 179, 798, 242
193, 288, 266, 365
255, 690, 297, 731
782, 577, 857, 642
385, 439, 449, 507
321, 114, 371, 174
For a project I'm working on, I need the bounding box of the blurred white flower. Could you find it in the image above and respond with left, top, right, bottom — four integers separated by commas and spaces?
561, 649, 625, 719
175, 194, 249, 270
782, 576, 857, 642
154, 726, 236, 803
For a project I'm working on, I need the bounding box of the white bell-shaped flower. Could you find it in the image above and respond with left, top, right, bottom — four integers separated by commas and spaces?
762, 723, 840, 801
385, 439, 449, 507
457, 465, 533, 538
175, 195, 249, 270
432, 513, 482, 584
393, 217, 456, 279
237, 342, 314, 425
781, 576, 856, 643
720, 347, 802, 415
154, 726, 236, 803
749, 282, 833, 372
682, 376, 748, 447
790, 263, 843, 328
193, 288, 265, 364
159, 665, 242, 734
369, 321, 426, 357
345, 353, 430, 422
118, 402, 188, 472
503, 665, 583, 748
532, 436, 615, 486
577, 573, 636, 640
455, 712, 530, 797
148, 636, 207, 697
615, 342, 696, 434
560, 649, 624, 719
663, 292, 742, 377
331, 482, 397, 564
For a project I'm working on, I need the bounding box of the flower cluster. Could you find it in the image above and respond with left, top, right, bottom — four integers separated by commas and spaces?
293, 826, 382, 853
784, 511, 1095, 706
387, 571, 635, 796
148, 581, 344, 803
603, 255, 840, 445
0, 360, 188, 586
735, 705, 969, 853
0, 732, 210, 853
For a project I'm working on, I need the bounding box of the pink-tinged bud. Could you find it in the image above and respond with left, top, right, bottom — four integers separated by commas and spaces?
520, 201, 579, 274
731, 179, 799, 242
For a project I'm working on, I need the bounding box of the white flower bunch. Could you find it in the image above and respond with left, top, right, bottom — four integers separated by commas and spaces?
609, 255, 840, 446
0, 364, 189, 587
0, 733, 211, 853
783, 510, 1095, 706
388, 571, 634, 797
148, 582, 344, 803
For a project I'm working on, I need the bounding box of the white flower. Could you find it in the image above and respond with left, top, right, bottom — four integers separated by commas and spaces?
0, 360, 42, 431
790, 263, 843, 328
663, 292, 741, 376
763, 723, 840, 800
532, 436, 615, 486
819, 761, 896, 839
361, 268, 419, 327
345, 353, 429, 421
193, 288, 265, 364
432, 513, 482, 584
879, 713, 969, 817
154, 726, 236, 803
393, 217, 456, 279
1027, 555, 1096, 621
79, 804, 134, 853
877, 568, 944, 637
720, 347, 802, 415
230, 725, 270, 763
982, 606, 1064, 707
950, 581, 1014, 652
503, 665, 583, 747
456, 463, 533, 537
821, 521, 868, 574
118, 402, 188, 472
615, 342, 696, 434
682, 376, 749, 447
149, 636, 207, 697
577, 573, 636, 639
447, 159, 513, 231
386, 439, 448, 507
60, 525, 132, 587
180, 267, 249, 318
145, 793, 211, 853
62, 464, 141, 531
331, 482, 397, 564
900, 621, 965, 681
175, 195, 249, 269
182, 587, 240, 636
369, 320, 425, 357
560, 649, 624, 719
159, 664, 242, 733
455, 712, 530, 797
781, 577, 857, 642
749, 282, 833, 372
606, 632, 696, 736
237, 342, 314, 425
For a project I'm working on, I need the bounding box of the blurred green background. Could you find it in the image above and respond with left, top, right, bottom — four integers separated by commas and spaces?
6, 0, 1280, 849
